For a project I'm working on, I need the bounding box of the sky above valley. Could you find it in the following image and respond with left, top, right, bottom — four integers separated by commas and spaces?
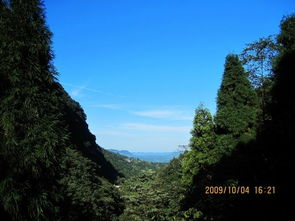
44, 0, 294, 152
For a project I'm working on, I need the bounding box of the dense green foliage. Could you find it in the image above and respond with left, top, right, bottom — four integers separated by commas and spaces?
119, 156, 189, 221
0, 1, 123, 220
0, 1, 68, 219
119, 170, 168, 221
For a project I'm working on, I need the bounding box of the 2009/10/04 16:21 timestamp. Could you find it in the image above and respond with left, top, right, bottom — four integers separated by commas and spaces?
204, 186, 276, 194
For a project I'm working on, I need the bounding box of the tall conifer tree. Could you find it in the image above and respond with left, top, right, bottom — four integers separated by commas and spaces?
190, 105, 216, 153
215, 54, 258, 137
182, 105, 216, 184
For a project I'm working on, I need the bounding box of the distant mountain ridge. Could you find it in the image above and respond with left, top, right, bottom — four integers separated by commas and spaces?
108, 149, 134, 157
107, 149, 183, 163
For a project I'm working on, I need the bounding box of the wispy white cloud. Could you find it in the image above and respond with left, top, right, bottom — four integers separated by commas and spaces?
122, 123, 191, 132
132, 110, 177, 118
63, 83, 126, 98
131, 109, 193, 121
91, 104, 121, 110
94, 130, 133, 136
70, 87, 85, 98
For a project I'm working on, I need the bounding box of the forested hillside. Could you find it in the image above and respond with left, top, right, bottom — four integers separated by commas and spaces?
0, 0, 294, 220
102, 149, 165, 179
0, 1, 123, 220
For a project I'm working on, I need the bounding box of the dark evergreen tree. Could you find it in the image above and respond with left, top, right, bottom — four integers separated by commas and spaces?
182, 104, 216, 185
215, 54, 258, 138
190, 104, 216, 153
180, 56, 259, 221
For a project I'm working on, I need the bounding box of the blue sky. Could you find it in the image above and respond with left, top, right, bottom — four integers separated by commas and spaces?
44, 0, 294, 152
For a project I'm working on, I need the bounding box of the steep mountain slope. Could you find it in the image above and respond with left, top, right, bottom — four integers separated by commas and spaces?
62, 92, 121, 183
0, 1, 123, 220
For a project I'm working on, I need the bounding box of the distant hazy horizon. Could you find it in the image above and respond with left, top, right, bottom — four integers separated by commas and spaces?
106, 148, 184, 154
